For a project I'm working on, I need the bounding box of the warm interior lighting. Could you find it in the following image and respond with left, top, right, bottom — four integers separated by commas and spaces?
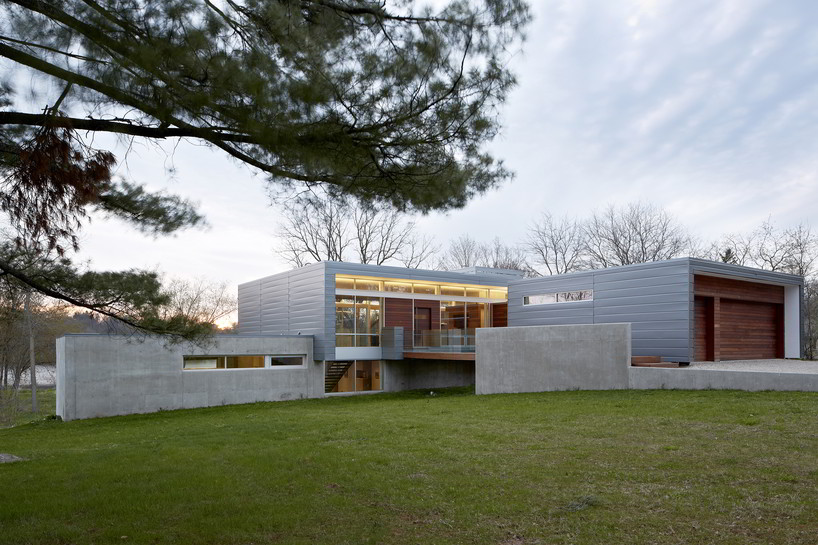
335, 274, 508, 300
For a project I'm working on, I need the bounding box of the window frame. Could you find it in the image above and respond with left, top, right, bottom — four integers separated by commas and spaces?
182, 354, 307, 371
523, 290, 593, 306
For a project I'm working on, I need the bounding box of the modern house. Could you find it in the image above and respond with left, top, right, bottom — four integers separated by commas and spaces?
234, 258, 804, 395
236, 261, 521, 394
508, 258, 804, 363
56, 257, 806, 420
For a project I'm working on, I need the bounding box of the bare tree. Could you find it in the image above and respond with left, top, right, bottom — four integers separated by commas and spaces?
277, 198, 352, 266
354, 207, 416, 265
438, 235, 483, 270
159, 277, 237, 328
438, 235, 531, 273
276, 196, 429, 268
480, 238, 532, 272
527, 213, 585, 275
397, 234, 440, 269
782, 223, 818, 277
752, 220, 792, 272
583, 203, 693, 268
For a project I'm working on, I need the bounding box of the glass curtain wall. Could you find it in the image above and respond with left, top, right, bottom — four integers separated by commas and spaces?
433, 301, 488, 350
326, 361, 381, 393
336, 296, 382, 347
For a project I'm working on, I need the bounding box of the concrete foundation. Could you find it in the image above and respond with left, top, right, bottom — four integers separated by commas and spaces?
382, 360, 475, 391
476, 324, 632, 394
629, 366, 818, 392
57, 334, 320, 421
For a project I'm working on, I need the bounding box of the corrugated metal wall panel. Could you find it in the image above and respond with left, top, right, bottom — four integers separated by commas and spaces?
236, 280, 261, 334
508, 259, 693, 361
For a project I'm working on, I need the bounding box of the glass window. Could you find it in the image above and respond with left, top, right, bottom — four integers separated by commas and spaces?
336, 334, 355, 347
183, 356, 224, 370
384, 281, 412, 293
465, 288, 487, 298
335, 296, 355, 333
524, 290, 592, 305
440, 285, 465, 297
525, 293, 556, 305
467, 302, 487, 330
335, 276, 355, 290
355, 279, 382, 291
183, 355, 298, 370
226, 356, 265, 369
269, 356, 304, 366
441, 301, 466, 330
490, 289, 507, 300
413, 283, 437, 295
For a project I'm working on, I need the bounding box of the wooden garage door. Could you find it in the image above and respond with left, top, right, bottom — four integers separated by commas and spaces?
720, 299, 782, 360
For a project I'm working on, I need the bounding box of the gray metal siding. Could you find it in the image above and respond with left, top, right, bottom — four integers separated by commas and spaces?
689, 258, 804, 286
509, 260, 692, 361
507, 271, 595, 327
236, 280, 261, 334
237, 263, 331, 361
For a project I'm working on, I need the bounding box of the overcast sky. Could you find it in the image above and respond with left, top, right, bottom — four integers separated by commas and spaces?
71, 0, 818, 304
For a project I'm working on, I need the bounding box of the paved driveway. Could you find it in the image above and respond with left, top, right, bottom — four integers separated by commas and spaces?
689, 359, 818, 374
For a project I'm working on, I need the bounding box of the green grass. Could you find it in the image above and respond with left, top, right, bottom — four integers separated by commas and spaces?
1, 387, 817, 544
0, 388, 57, 428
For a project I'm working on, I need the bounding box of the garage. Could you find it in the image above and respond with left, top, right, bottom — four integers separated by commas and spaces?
694, 275, 784, 361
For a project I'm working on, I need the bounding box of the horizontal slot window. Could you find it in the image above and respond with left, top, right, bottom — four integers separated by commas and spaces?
523, 290, 593, 306
335, 275, 507, 301
183, 355, 305, 370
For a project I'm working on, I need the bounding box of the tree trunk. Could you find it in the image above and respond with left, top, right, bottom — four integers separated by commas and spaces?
24, 291, 37, 413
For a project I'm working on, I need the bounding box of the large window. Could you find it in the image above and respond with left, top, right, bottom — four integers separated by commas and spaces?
335, 275, 507, 300
336, 296, 382, 347
326, 360, 381, 393
183, 355, 305, 370
523, 290, 593, 306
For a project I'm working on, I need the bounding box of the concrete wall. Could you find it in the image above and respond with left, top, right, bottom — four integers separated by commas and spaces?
57, 334, 320, 421
629, 367, 818, 392
382, 360, 475, 391
476, 324, 631, 395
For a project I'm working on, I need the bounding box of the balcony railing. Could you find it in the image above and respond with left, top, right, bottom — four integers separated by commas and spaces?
411, 329, 476, 353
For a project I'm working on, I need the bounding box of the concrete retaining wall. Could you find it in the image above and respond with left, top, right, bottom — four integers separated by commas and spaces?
57, 334, 320, 421
476, 324, 631, 394
629, 367, 818, 392
382, 360, 474, 391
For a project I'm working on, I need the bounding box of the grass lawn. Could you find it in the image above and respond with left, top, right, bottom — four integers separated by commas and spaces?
1, 387, 817, 544
0, 388, 57, 428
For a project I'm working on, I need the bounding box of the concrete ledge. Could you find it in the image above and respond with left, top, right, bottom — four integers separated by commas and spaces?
629, 367, 818, 392
476, 323, 631, 395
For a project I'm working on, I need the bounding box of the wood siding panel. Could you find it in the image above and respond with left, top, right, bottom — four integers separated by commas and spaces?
694, 296, 713, 361
492, 303, 507, 327
694, 275, 784, 304
720, 299, 781, 360
385, 298, 413, 349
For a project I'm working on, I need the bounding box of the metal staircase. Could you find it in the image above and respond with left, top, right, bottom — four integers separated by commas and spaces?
325, 361, 354, 393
